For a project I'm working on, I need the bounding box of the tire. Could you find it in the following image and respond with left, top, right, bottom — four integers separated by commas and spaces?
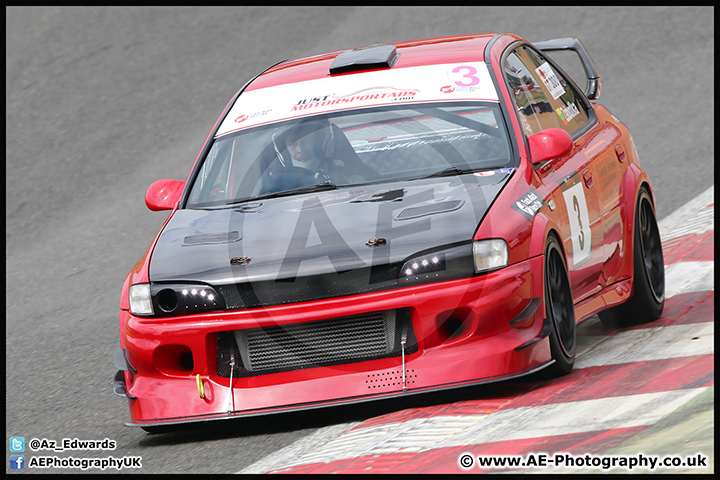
599, 188, 665, 328
544, 234, 576, 376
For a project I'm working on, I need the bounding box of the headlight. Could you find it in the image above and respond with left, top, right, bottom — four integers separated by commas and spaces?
129, 283, 153, 316
401, 253, 446, 279
473, 239, 508, 273
400, 244, 474, 283
150, 283, 225, 317
129, 283, 225, 317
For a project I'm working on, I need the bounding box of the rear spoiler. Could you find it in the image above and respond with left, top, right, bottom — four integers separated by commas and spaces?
533, 37, 601, 101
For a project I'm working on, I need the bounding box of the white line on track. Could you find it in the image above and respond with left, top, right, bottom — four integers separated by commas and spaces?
659, 185, 713, 241
245, 388, 707, 470
241, 421, 364, 474
575, 323, 713, 369
665, 261, 714, 298
433, 388, 707, 449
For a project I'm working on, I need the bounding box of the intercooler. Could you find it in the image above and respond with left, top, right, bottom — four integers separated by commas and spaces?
217, 308, 417, 377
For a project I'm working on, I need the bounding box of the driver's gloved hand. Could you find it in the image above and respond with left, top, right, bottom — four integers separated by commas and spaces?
313, 169, 333, 184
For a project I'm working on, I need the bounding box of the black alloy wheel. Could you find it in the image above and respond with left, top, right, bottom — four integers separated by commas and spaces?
599, 187, 664, 328
638, 192, 665, 305
544, 234, 576, 376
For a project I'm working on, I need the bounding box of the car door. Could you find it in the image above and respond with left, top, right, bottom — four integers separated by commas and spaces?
503, 44, 610, 302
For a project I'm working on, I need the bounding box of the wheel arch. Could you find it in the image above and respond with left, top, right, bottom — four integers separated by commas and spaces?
611, 161, 654, 282
626, 180, 657, 295
540, 223, 577, 376
528, 212, 569, 264
528, 214, 571, 317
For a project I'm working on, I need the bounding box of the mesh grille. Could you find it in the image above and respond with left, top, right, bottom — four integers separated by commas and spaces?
217, 308, 416, 377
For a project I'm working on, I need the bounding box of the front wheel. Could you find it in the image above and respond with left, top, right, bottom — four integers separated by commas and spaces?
599, 187, 665, 328
544, 234, 576, 377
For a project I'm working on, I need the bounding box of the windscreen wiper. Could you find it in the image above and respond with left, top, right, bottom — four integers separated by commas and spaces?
227, 182, 338, 205
422, 166, 474, 179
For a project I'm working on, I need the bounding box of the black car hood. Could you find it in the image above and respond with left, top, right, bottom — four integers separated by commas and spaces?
149, 172, 511, 307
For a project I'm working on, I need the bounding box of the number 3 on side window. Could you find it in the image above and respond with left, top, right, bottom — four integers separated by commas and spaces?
562, 183, 591, 267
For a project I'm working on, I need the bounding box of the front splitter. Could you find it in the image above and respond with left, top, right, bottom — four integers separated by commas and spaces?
126, 360, 553, 428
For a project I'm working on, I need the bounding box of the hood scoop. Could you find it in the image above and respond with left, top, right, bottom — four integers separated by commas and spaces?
234, 202, 263, 213
329, 44, 399, 75
351, 188, 406, 203
395, 200, 464, 221
183, 231, 241, 246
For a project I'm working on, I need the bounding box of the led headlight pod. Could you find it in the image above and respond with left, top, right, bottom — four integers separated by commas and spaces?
129, 283, 154, 316
401, 253, 446, 280
400, 243, 477, 284
473, 239, 508, 273
151, 283, 226, 316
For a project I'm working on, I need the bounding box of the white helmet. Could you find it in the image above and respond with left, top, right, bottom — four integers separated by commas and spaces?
273, 119, 335, 166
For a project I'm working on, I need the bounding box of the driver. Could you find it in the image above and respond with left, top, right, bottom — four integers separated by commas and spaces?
284, 122, 325, 172
275, 119, 378, 185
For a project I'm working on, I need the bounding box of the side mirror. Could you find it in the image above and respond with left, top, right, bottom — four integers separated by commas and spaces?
528, 128, 573, 164
145, 179, 185, 211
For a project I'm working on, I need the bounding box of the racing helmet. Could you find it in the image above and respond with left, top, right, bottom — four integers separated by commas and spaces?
273, 119, 335, 165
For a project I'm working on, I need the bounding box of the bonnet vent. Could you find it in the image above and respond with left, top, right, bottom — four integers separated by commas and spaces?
329, 44, 399, 75
395, 200, 464, 221
183, 231, 241, 246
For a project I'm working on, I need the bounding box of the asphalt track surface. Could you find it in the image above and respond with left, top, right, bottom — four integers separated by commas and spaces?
6, 6, 714, 474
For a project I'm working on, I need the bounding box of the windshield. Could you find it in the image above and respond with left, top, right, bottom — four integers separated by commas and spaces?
186, 102, 513, 208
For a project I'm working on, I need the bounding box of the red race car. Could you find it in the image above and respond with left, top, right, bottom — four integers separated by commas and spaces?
113, 33, 664, 430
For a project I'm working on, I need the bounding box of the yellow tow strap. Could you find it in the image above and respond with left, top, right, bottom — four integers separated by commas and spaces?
196, 374, 205, 399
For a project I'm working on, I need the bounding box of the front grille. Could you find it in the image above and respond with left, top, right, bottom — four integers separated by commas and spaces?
217, 308, 416, 377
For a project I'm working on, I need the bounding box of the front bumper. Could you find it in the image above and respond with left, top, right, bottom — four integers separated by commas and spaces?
115, 256, 550, 427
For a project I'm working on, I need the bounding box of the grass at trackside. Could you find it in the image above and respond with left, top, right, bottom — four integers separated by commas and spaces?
560, 386, 714, 474
606, 385, 714, 473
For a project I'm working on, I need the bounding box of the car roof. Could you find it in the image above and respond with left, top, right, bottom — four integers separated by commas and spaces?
246, 33, 499, 92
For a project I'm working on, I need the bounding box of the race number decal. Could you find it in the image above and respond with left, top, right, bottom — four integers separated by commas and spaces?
560, 173, 591, 266
443, 63, 493, 95
450, 65, 481, 87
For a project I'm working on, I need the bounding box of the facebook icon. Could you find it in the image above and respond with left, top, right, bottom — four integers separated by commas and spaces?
10, 455, 25, 470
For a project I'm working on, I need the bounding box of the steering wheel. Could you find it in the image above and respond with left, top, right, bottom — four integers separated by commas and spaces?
259, 166, 317, 195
